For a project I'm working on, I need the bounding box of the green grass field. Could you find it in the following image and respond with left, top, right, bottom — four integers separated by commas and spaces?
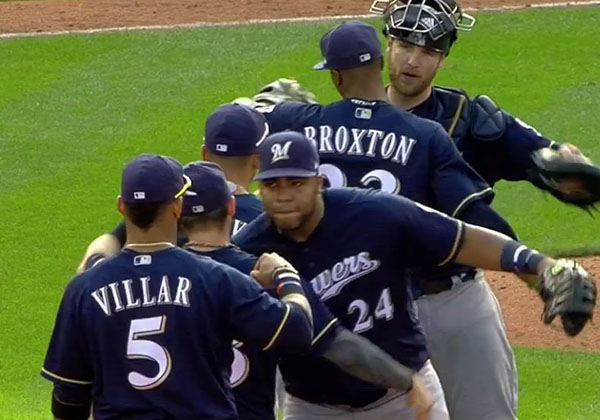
1, 6, 599, 419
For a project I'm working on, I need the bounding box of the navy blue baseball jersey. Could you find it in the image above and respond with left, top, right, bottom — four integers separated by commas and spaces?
187, 245, 338, 420
234, 188, 464, 407
411, 86, 553, 187
42, 247, 309, 419
260, 98, 492, 217
232, 193, 263, 235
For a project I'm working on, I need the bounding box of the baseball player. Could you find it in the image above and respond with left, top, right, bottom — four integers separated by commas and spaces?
201, 103, 267, 234
235, 22, 519, 419
76, 103, 265, 272
370, 2, 600, 418
179, 160, 435, 420
234, 131, 595, 420
41, 154, 315, 420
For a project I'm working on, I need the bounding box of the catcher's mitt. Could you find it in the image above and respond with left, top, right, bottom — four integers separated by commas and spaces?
233, 78, 318, 108
531, 145, 600, 210
538, 259, 597, 336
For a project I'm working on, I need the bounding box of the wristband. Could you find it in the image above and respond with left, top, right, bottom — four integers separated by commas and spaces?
500, 241, 545, 275
273, 268, 304, 296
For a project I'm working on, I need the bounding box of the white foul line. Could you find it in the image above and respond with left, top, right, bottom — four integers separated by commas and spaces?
1, 0, 599, 39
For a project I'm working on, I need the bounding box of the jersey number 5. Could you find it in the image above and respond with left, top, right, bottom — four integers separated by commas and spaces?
319, 164, 401, 194
127, 316, 172, 390
230, 341, 250, 387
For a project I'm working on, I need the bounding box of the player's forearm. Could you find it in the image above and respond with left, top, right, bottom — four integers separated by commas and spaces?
270, 270, 314, 354
455, 224, 554, 276
322, 328, 414, 391
282, 293, 313, 325
76, 233, 121, 273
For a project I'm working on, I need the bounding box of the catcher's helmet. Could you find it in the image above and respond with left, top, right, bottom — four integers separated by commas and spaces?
382, 3, 457, 56
371, 0, 476, 31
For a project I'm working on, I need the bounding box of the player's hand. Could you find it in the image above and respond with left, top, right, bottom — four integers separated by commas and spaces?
250, 253, 297, 288
408, 374, 433, 420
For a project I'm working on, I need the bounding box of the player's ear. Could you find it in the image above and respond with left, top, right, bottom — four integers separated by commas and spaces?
201, 146, 207, 161
117, 196, 127, 217
251, 153, 260, 172
226, 196, 236, 217
438, 54, 446, 70
330, 70, 342, 88
315, 176, 324, 192
172, 197, 184, 220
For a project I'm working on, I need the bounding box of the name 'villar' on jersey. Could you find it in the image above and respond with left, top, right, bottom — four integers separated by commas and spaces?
91, 268, 192, 316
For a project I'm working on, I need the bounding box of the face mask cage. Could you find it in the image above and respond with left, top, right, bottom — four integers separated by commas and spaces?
370, 0, 476, 32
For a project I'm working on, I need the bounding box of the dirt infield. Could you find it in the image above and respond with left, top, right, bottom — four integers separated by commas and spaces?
2, 0, 599, 352
0, 0, 597, 34
488, 257, 600, 351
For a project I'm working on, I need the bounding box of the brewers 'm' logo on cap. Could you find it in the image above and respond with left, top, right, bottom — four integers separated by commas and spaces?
271, 141, 292, 163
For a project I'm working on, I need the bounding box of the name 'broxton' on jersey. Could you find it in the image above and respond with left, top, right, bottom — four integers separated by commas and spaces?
260, 98, 492, 216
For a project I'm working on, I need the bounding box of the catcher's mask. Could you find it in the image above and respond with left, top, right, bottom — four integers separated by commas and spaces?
370, 0, 476, 32
379, 3, 457, 56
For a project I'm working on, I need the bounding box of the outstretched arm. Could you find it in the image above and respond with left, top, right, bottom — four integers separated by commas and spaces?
322, 328, 414, 390
454, 223, 551, 282
322, 328, 432, 418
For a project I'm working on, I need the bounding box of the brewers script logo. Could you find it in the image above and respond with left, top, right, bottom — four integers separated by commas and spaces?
310, 252, 381, 301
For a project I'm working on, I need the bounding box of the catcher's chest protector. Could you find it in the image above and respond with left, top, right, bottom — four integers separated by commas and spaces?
427, 87, 471, 146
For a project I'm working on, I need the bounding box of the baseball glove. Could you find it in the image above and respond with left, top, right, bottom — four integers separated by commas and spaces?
538, 259, 597, 336
233, 78, 318, 108
531, 145, 600, 211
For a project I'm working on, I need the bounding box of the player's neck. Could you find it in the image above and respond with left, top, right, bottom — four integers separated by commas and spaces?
223, 169, 252, 194
388, 84, 432, 110
343, 85, 388, 102
125, 223, 178, 251
282, 196, 325, 243
185, 227, 231, 251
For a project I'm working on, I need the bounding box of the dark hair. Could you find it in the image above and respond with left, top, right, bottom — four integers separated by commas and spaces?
179, 206, 228, 234
125, 201, 171, 230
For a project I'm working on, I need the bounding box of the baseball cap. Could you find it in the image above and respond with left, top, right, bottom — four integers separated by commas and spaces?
255, 132, 320, 181
121, 154, 191, 204
182, 161, 237, 217
313, 21, 383, 71
204, 104, 270, 156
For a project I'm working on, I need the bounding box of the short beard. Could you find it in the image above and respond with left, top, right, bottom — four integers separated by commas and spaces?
389, 73, 431, 98
271, 201, 318, 237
